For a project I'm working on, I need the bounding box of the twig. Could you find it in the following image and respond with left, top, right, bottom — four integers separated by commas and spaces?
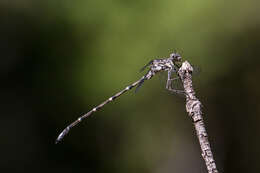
176, 61, 219, 173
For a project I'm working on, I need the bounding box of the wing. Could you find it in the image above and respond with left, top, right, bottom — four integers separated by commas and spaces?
140, 60, 153, 72
135, 77, 146, 93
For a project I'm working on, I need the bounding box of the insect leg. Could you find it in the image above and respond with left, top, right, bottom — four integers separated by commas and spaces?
166, 70, 185, 95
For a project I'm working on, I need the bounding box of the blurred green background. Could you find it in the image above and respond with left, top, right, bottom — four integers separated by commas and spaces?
1, 1, 260, 173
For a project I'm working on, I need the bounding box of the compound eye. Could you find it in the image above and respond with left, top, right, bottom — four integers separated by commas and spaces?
170, 53, 176, 59
171, 53, 181, 60
176, 55, 182, 61
170, 53, 182, 61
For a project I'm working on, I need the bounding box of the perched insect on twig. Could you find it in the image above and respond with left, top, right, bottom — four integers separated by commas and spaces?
55, 52, 183, 144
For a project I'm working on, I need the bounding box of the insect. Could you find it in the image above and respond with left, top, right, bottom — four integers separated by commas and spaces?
55, 52, 183, 144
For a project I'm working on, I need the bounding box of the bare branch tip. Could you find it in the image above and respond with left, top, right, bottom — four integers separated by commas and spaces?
180, 61, 193, 72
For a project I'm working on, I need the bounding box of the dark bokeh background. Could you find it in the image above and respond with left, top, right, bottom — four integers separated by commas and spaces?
1, 1, 260, 173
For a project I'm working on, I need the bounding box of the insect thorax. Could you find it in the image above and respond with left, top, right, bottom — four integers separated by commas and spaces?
151, 58, 173, 73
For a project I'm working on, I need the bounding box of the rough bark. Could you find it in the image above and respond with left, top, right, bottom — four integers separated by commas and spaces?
177, 61, 219, 173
